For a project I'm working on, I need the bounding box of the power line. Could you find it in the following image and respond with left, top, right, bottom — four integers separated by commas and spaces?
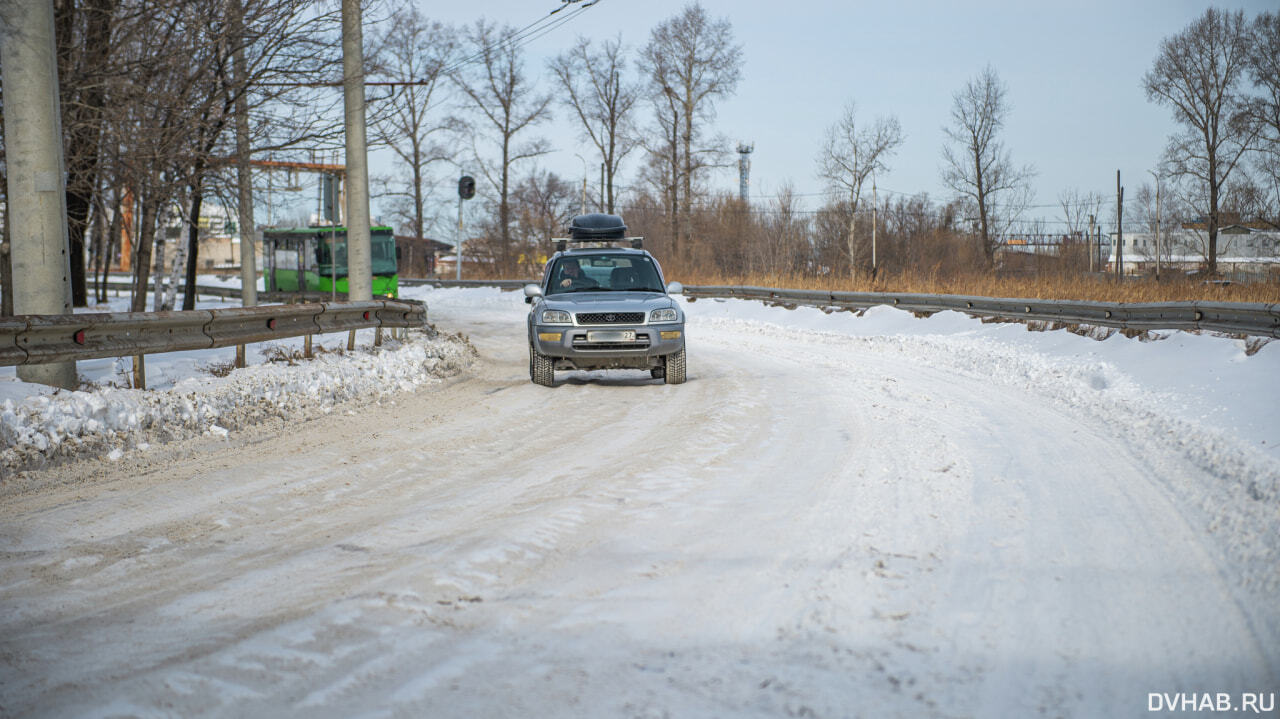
440, 0, 598, 77
258, 0, 602, 88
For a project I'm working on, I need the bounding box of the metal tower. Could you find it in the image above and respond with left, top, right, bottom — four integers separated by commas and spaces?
737, 143, 754, 203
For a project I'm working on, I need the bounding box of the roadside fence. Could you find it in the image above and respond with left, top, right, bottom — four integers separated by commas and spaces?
2, 283, 426, 388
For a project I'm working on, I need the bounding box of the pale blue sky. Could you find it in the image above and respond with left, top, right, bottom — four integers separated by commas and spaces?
371, 0, 1275, 228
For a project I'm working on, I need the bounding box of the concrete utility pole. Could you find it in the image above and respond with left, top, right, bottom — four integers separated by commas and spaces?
1148, 169, 1162, 280
341, 0, 372, 302
230, 0, 257, 369
0, 0, 78, 389
871, 173, 878, 277
1088, 214, 1096, 272
456, 195, 464, 281
1115, 170, 1124, 280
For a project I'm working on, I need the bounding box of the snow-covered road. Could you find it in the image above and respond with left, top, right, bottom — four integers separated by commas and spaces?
1, 288, 1277, 717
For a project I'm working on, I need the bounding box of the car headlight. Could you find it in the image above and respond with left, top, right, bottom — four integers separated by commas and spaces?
541, 309, 572, 324
649, 308, 679, 323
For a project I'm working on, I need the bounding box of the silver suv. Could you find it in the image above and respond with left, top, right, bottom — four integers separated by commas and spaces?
525, 214, 686, 387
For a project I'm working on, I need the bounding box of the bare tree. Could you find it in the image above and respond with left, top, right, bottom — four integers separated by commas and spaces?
1057, 188, 1103, 238
55, 0, 116, 307
640, 3, 742, 263
370, 8, 458, 242
941, 65, 1035, 267
1244, 11, 1280, 229
812, 200, 852, 276
817, 102, 903, 274
452, 19, 552, 274
549, 35, 640, 215
45, 0, 341, 312
194, 0, 339, 309
510, 169, 575, 274
1143, 8, 1256, 274
636, 91, 681, 259
105, 2, 206, 311
692, 193, 752, 276
752, 184, 809, 276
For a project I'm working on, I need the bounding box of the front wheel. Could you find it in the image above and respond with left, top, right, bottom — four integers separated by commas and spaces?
663, 347, 686, 385
530, 344, 555, 387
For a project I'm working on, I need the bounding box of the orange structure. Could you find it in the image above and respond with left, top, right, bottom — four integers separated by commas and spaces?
117, 189, 134, 272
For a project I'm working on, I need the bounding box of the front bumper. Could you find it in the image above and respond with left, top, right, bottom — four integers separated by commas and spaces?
532, 323, 685, 369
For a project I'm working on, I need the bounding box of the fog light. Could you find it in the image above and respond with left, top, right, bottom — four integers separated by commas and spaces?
538, 332, 562, 342
660, 331, 682, 340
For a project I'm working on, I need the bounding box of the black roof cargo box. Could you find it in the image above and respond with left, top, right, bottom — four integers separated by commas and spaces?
568, 213, 626, 240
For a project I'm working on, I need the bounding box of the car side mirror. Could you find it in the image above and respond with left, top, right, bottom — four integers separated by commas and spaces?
523, 283, 542, 304
665, 281, 683, 295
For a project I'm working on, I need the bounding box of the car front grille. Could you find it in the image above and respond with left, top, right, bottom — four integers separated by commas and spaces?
576, 311, 644, 325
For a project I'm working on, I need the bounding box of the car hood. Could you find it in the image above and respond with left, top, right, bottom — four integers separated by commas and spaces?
539, 291, 678, 314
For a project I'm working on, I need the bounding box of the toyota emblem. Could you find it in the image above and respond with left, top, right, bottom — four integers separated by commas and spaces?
605, 313, 615, 322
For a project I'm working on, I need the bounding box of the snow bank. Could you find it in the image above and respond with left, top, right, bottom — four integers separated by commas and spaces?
682, 297, 1280, 606
1, 330, 475, 473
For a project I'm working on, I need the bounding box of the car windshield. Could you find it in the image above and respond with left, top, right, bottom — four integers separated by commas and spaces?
547, 254, 664, 295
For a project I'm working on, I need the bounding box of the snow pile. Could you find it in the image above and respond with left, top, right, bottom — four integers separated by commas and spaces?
688, 298, 1280, 602
1, 329, 475, 473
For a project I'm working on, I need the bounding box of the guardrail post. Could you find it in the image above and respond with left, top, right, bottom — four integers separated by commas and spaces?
133, 354, 145, 390
374, 326, 383, 347
347, 329, 356, 350
304, 333, 313, 359
235, 344, 245, 369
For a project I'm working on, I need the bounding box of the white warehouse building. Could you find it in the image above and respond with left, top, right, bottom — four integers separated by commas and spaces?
1107, 225, 1279, 280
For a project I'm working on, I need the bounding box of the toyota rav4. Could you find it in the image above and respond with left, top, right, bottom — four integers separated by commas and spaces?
525, 214, 686, 387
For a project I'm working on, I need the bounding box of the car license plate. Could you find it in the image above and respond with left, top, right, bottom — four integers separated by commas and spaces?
586, 330, 636, 343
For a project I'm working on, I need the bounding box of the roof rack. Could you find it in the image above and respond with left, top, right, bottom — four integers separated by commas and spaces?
554, 237, 644, 252
554, 213, 643, 252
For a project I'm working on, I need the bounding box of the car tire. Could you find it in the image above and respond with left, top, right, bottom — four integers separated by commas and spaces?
663, 347, 686, 385
530, 344, 555, 387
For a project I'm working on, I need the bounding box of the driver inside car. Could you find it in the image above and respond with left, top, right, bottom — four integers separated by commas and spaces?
558, 258, 599, 290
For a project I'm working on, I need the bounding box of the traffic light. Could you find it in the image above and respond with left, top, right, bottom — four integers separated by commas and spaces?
458, 175, 476, 200
321, 172, 340, 223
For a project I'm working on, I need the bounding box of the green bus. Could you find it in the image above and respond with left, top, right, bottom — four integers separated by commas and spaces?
262, 226, 399, 298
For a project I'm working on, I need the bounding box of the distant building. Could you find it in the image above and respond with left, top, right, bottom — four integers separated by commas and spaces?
434, 245, 493, 277
1107, 226, 1280, 279
394, 236, 454, 278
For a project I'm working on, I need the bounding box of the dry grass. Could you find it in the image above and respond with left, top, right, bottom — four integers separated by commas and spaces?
261, 343, 347, 366
669, 269, 1280, 304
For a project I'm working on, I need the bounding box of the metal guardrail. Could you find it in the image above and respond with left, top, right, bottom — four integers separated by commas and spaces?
681, 285, 1280, 339
0, 299, 426, 367
400, 278, 529, 290
391, 278, 1280, 338
95, 280, 402, 304
16, 281, 1269, 369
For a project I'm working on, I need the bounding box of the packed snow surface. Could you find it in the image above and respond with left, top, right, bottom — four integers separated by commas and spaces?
1, 286, 1277, 718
